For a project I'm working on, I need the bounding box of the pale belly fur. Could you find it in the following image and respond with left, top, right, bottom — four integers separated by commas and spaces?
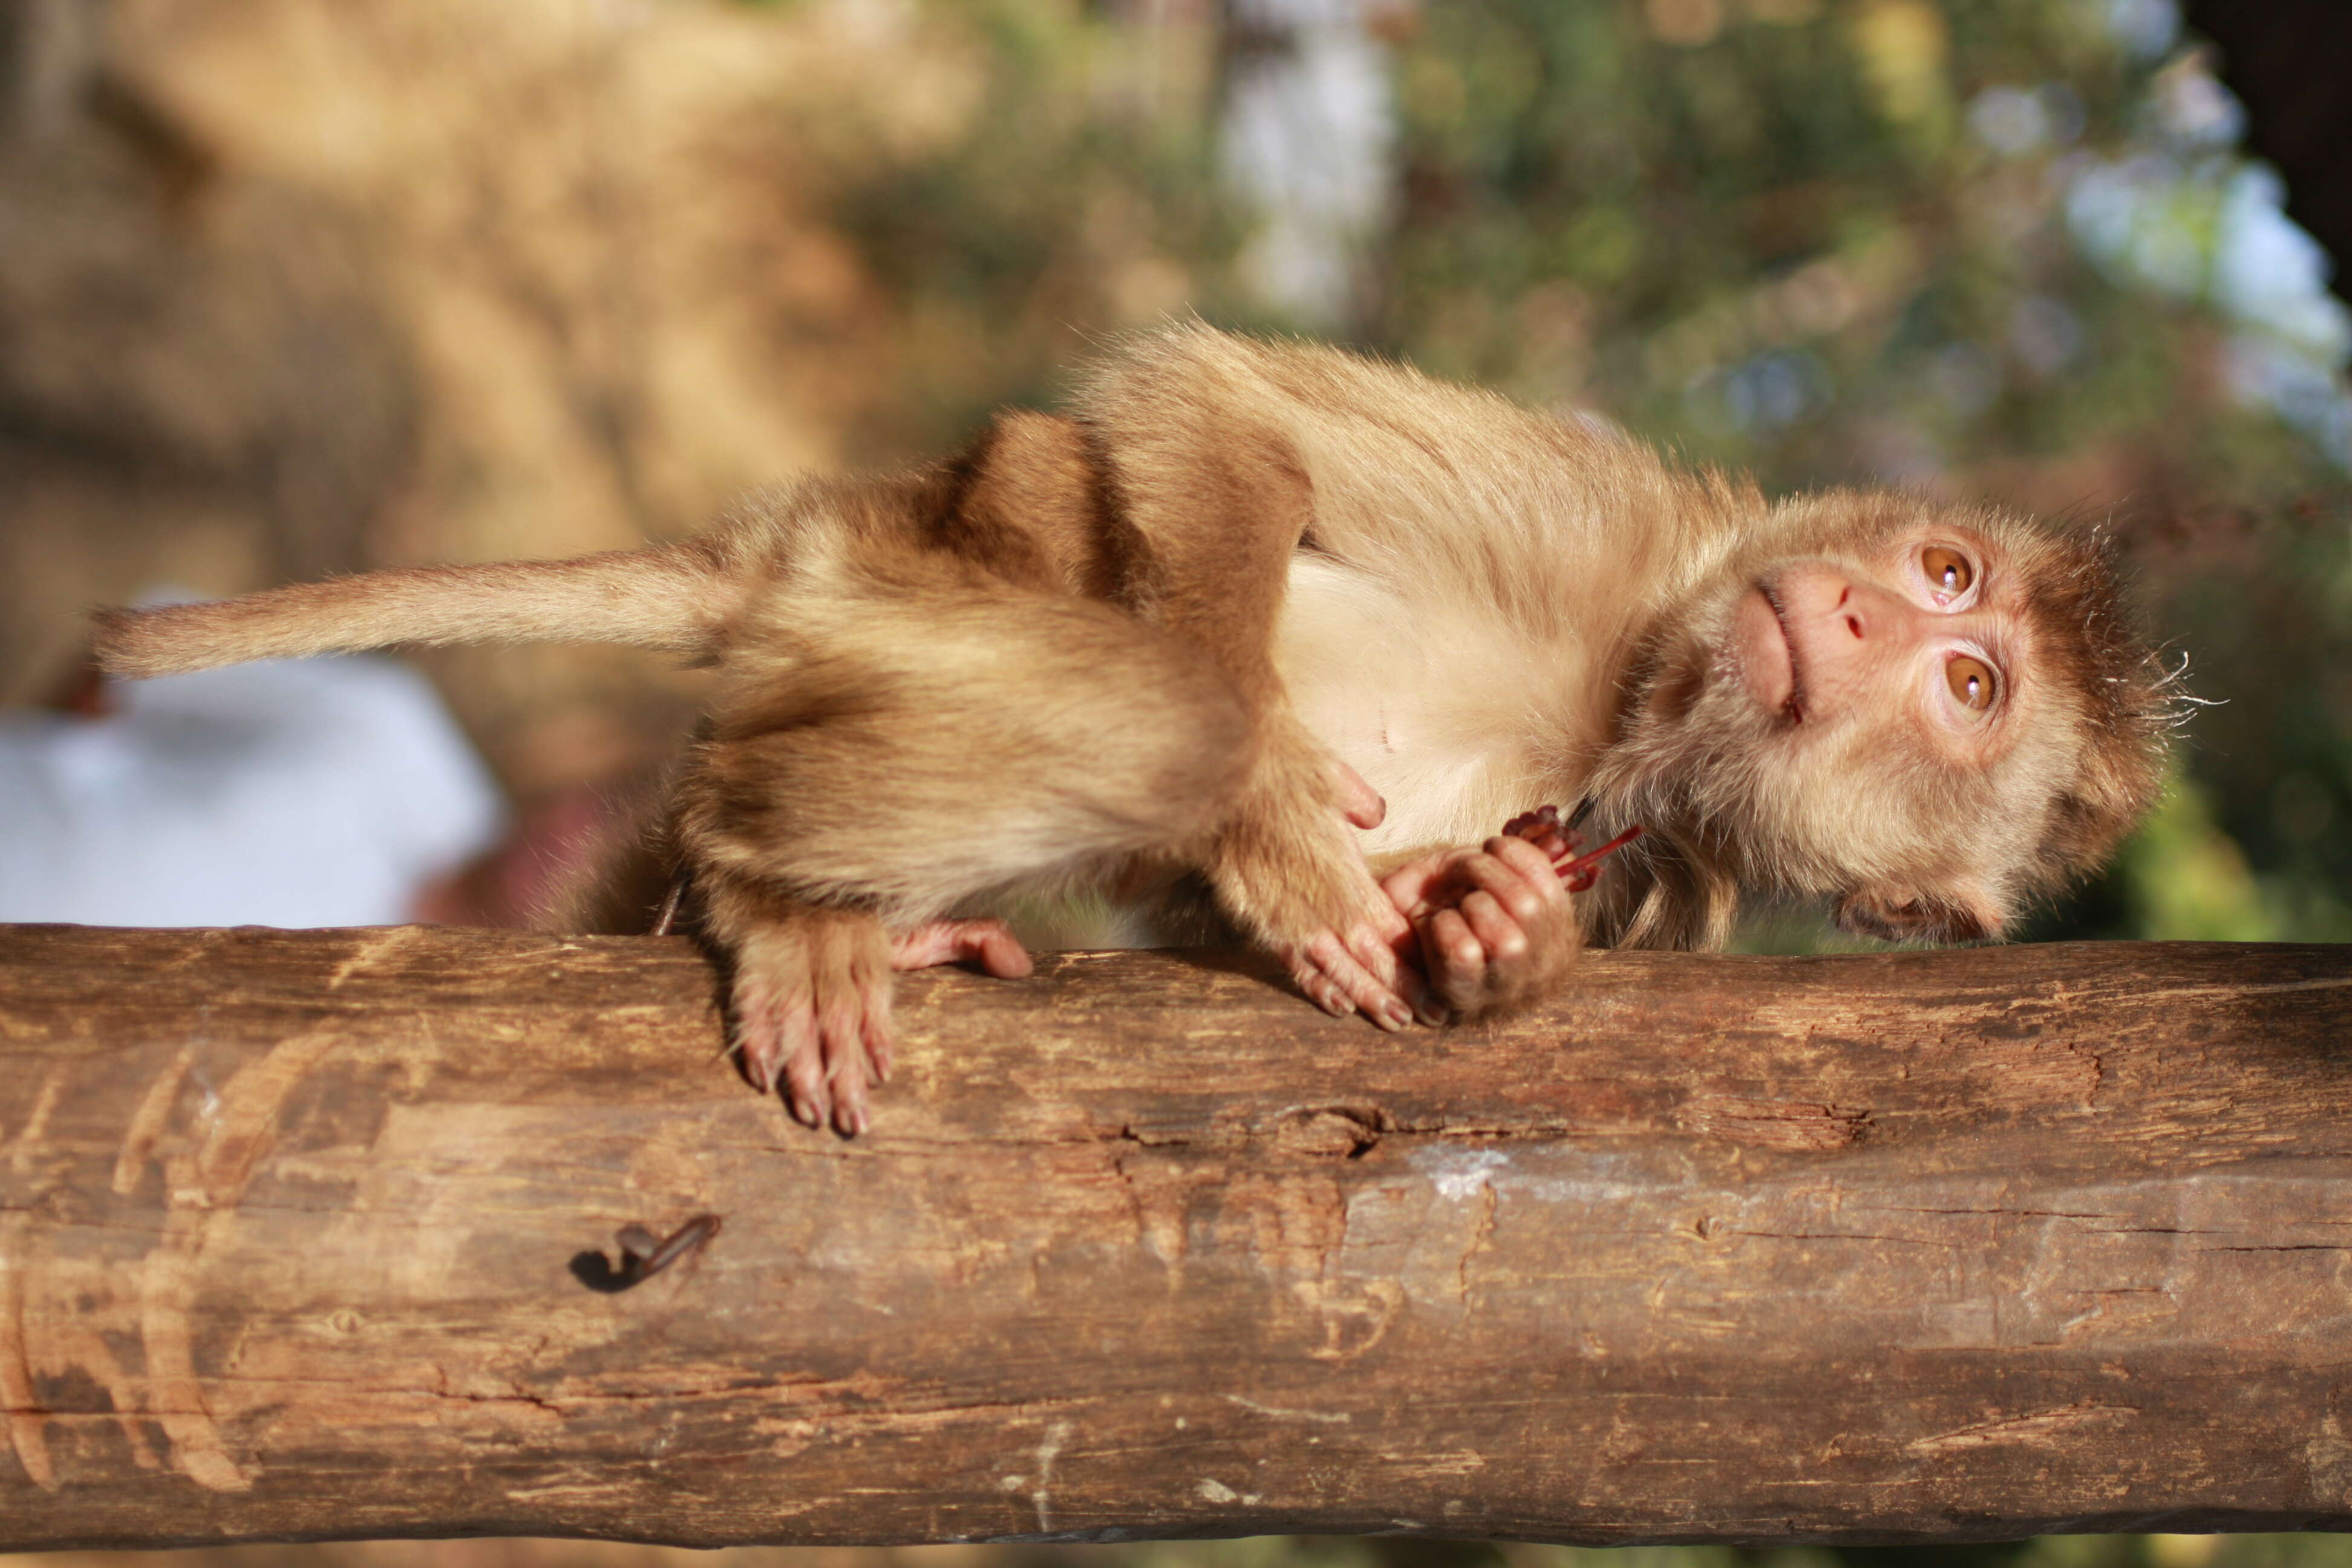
1274, 553, 1591, 866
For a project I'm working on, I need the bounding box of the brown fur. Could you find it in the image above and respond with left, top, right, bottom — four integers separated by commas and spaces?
92, 323, 2177, 1131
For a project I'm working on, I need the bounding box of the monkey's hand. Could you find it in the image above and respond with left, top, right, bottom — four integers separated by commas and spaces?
1381, 832, 1583, 1021
1210, 729, 1427, 1030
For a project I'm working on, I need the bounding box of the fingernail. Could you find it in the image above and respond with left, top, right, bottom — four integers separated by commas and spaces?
1382, 1001, 1413, 1030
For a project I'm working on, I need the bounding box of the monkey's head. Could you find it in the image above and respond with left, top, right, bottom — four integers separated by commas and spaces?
1592, 492, 2180, 950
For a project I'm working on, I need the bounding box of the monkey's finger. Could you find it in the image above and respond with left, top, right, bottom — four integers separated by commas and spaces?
1420, 907, 1487, 1007
825, 1048, 870, 1138
1331, 759, 1387, 830
1367, 892, 1414, 943
973, 924, 1034, 978
730, 979, 786, 1094
1342, 920, 1415, 1004
1455, 887, 1530, 966
856, 965, 897, 1084
1391, 953, 1444, 1027
860, 1005, 898, 1091
1485, 834, 1573, 913
1326, 930, 1411, 1030
1455, 848, 1557, 939
735, 1036, 776, 1097
1378, 852, 1459, 922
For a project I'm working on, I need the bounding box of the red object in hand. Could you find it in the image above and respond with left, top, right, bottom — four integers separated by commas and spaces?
1500, 805, 1644, 892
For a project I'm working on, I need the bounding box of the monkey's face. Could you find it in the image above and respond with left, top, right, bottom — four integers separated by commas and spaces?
1612, 499, 2115, 942
1734, 545, 2001, 737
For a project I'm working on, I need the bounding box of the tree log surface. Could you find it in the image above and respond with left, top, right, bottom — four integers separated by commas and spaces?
2, 925, 2350, 1551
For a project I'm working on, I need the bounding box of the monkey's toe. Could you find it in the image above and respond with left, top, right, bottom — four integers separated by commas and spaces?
1287, 929, 1416, 1030
724, 907, 896, 1135
892, 917, 1033, 978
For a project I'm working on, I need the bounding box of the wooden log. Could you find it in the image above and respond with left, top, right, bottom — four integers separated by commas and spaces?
2, 924, 2351, 1552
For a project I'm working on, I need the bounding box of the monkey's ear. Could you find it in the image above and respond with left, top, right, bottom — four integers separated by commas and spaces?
1833, 884, 2004, 945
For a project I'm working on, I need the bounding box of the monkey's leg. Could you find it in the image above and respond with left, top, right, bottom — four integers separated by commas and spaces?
677, 579, 1253, 1134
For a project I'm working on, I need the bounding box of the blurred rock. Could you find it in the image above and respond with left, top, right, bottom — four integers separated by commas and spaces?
0, 0, 1006, 801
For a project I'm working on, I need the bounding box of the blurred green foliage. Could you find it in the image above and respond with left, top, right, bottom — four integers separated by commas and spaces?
1377, 0, 2344, 482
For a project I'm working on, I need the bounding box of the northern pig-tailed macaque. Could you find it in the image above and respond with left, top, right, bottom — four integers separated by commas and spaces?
96, 324, 2180, 1132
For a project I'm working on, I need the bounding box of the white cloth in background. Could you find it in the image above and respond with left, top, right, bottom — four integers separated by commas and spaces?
0, 654, 505, 927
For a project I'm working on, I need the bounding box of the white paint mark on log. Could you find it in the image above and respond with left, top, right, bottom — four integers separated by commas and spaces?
2307, 1415, 2352, 1508
1413, 1147, 1508, 1200
1196, 1477, 1238, 1503
324, 927, 414, 990
136, 1246, 247, 1492
53, 1320, 163, 1471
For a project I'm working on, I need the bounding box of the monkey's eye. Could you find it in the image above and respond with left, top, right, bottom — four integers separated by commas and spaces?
1922, 546, 1975, 598
1945, 655, 1997, 711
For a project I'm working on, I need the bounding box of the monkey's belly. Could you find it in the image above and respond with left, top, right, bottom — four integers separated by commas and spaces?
1275, 555, 1580, 860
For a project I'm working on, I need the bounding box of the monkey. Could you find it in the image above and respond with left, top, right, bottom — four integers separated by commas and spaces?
93, 323, 2179, 1134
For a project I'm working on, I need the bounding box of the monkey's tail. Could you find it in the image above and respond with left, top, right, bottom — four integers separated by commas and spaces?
93, 544, 740, 679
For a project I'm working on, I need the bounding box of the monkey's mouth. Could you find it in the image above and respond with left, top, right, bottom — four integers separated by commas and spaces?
1734, 585, 1803, 722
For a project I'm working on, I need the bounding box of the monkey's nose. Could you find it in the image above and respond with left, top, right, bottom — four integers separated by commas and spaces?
1780, 566, 1864, 636
1832, 584, 1865, 640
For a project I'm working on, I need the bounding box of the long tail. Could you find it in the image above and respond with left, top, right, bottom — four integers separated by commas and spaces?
94, 542, 741, 678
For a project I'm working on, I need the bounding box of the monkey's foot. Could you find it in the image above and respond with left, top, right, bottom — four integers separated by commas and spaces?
733, 915, 1034, 1136
729, 909, 895, 1137
1277, 907, 1430, 1032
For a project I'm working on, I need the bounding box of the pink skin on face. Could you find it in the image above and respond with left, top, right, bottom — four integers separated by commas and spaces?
1734, 541, 2009, 746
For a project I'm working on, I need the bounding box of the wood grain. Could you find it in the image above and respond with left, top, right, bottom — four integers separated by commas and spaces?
3, 924, 2350, 1550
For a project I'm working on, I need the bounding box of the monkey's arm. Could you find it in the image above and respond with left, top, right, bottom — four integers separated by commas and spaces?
1078, 340, 1423, 1028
